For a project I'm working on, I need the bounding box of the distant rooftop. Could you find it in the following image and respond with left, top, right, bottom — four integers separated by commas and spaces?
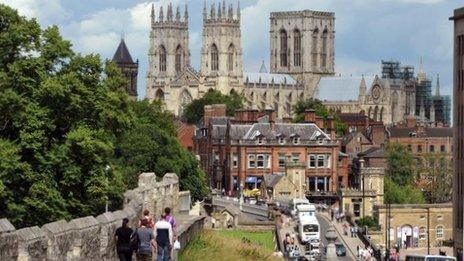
112, 39, 134, 64
244, 72, 298, 85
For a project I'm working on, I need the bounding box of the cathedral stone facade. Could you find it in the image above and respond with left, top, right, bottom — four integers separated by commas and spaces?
144, 2, 331, 118
270, 10, 335, 96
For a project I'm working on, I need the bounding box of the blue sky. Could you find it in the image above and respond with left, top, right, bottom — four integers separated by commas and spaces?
2, 0, 462, 99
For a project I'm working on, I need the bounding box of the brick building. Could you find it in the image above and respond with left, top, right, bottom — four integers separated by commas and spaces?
194, 105, 349, 205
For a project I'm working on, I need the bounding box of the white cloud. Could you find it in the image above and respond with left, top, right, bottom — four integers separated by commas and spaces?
0, 0, 70, 25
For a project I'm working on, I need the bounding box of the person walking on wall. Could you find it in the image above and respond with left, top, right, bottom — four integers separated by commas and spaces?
136, 218, 156, 261
164, 207, 177, 239
154, 214, 174, 261
139, 209, 155, 229
115, 218, 134, 261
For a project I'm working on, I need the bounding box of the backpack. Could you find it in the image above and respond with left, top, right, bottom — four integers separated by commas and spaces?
130, 228, 139, 252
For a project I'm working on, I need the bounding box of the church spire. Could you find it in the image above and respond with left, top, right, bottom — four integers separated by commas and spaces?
210, 3, 216, 20
184, 4, 188, 22
237, 0, 241, 20
176, 5, 181, 21
417, 56, 426, 83
203, 0, 207, 20
228, 4, 233, 19
151, 3, 155, 26
167, 3, 173, 21
435, 74, 441, 96
222, 0, 226, 17
259, 60, 268, 73
159, 6, 164, 22
218, 2, 222, 19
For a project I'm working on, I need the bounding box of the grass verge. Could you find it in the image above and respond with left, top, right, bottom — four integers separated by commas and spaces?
179, 229, 279, 261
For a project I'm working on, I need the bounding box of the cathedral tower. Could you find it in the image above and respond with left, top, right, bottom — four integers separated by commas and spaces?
112, 38, 138, 100
146, 3, 190, 99
201, 0, 243, 93
269, 10, 335, 96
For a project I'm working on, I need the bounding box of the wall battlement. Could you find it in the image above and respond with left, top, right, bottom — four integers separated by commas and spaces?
0, 172, 200, 261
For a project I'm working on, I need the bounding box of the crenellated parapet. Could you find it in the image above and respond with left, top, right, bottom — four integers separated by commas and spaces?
0, 172, 196, 261
203, 0, 240, 25
151, 2, 188, 29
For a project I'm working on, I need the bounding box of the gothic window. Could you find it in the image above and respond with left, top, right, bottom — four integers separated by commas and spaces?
380, 107, 384, 122
179, 89, 193, 115
293, 29, 301, 67
373, 106, 379, 121
228, 44, 234, 72
312, 28, 319, 68
175, 45, 182, 72
155, 89, 165, 100
391, 91, 399, 122
280, 29, 288, 67
211, 44, 219, 71
321, 29, 328, 68
159, 45, 166, 72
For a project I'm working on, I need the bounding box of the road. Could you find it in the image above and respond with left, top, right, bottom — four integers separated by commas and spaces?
317, 214, 356, 261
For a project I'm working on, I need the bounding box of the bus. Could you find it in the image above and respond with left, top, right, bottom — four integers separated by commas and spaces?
290, 198, 311, 217
405, 254, 456, 261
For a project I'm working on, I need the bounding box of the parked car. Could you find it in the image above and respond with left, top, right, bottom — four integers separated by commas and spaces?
335, 243, 347, 256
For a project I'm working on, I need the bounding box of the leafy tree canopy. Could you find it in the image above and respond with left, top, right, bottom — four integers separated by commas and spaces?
385, 142, 415, 186
0, 4, 207, 227
183, 89, 244, 124
293, 99, 347, 136
384, 176, 425, 204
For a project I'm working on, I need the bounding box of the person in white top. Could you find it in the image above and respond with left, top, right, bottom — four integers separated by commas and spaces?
154, 214, 173, 261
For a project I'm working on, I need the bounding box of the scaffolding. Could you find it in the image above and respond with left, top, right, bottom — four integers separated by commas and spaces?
381, 60, 415, 80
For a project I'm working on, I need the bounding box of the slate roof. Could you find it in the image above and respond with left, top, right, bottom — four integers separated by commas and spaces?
316, 76, 375, 101
112, 39, 134, 64
243, 123, 329, 140
342, 131, 371, 146
263, 173, 284, 188
211, 125, 227, 139
389, 127, 453, 138
359, 147, 385, 158
229, 124, 253, 140
244, 72, 298, 85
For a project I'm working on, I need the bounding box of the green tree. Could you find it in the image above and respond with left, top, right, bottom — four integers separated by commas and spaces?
419, 153, 453, 203
183, 89, 244, 124
292, 99, 347, 135
384, 176, 425, 204
116, 100, 208, 201
385, 142, 415, 186
0, 4, 208, 227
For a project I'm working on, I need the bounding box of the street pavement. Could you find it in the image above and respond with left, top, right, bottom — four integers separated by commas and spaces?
317, 213, 356, 260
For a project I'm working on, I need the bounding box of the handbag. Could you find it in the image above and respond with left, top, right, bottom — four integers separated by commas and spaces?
173, 240, 181, 250
130, 228, 139, 251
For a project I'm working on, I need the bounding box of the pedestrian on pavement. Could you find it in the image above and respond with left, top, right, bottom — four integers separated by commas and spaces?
115, 218, 133, 261
154, 214, 174, 261
136, 218, 156, 261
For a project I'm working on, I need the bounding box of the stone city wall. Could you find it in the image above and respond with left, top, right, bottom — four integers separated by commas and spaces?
0, 172, 200, 261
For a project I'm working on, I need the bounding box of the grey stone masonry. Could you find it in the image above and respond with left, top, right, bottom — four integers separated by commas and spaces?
0, 172, 202, 261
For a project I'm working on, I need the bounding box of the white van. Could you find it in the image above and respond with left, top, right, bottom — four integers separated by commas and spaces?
296, 204, 316, 220
290, 198, 310, 217
298, 216, 320, 244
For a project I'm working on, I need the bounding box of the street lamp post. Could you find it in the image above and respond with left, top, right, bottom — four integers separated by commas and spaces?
359, 158, 365, 219
105, 165, 111, 213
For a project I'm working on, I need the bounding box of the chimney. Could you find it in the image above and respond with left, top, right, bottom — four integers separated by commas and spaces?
203, 105, 214, 126
315, 116, 324, 129
371, 122, 386, 145
326, 115, 336, 139
406, 115, 417, 129
283, 117, 293, 123
234, 108, 259, 123
304, 109, 316, 123
265, 108, 276, 131
211, 104, 226, 117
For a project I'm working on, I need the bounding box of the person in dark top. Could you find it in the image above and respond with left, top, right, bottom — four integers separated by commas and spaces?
115, 218, 134, 261
137, 218, 156, 261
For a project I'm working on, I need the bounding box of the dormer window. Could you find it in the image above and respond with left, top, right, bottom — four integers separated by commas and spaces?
278, 137, 285, 144
257, 136, 264, 144
293, 137, 300, 145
